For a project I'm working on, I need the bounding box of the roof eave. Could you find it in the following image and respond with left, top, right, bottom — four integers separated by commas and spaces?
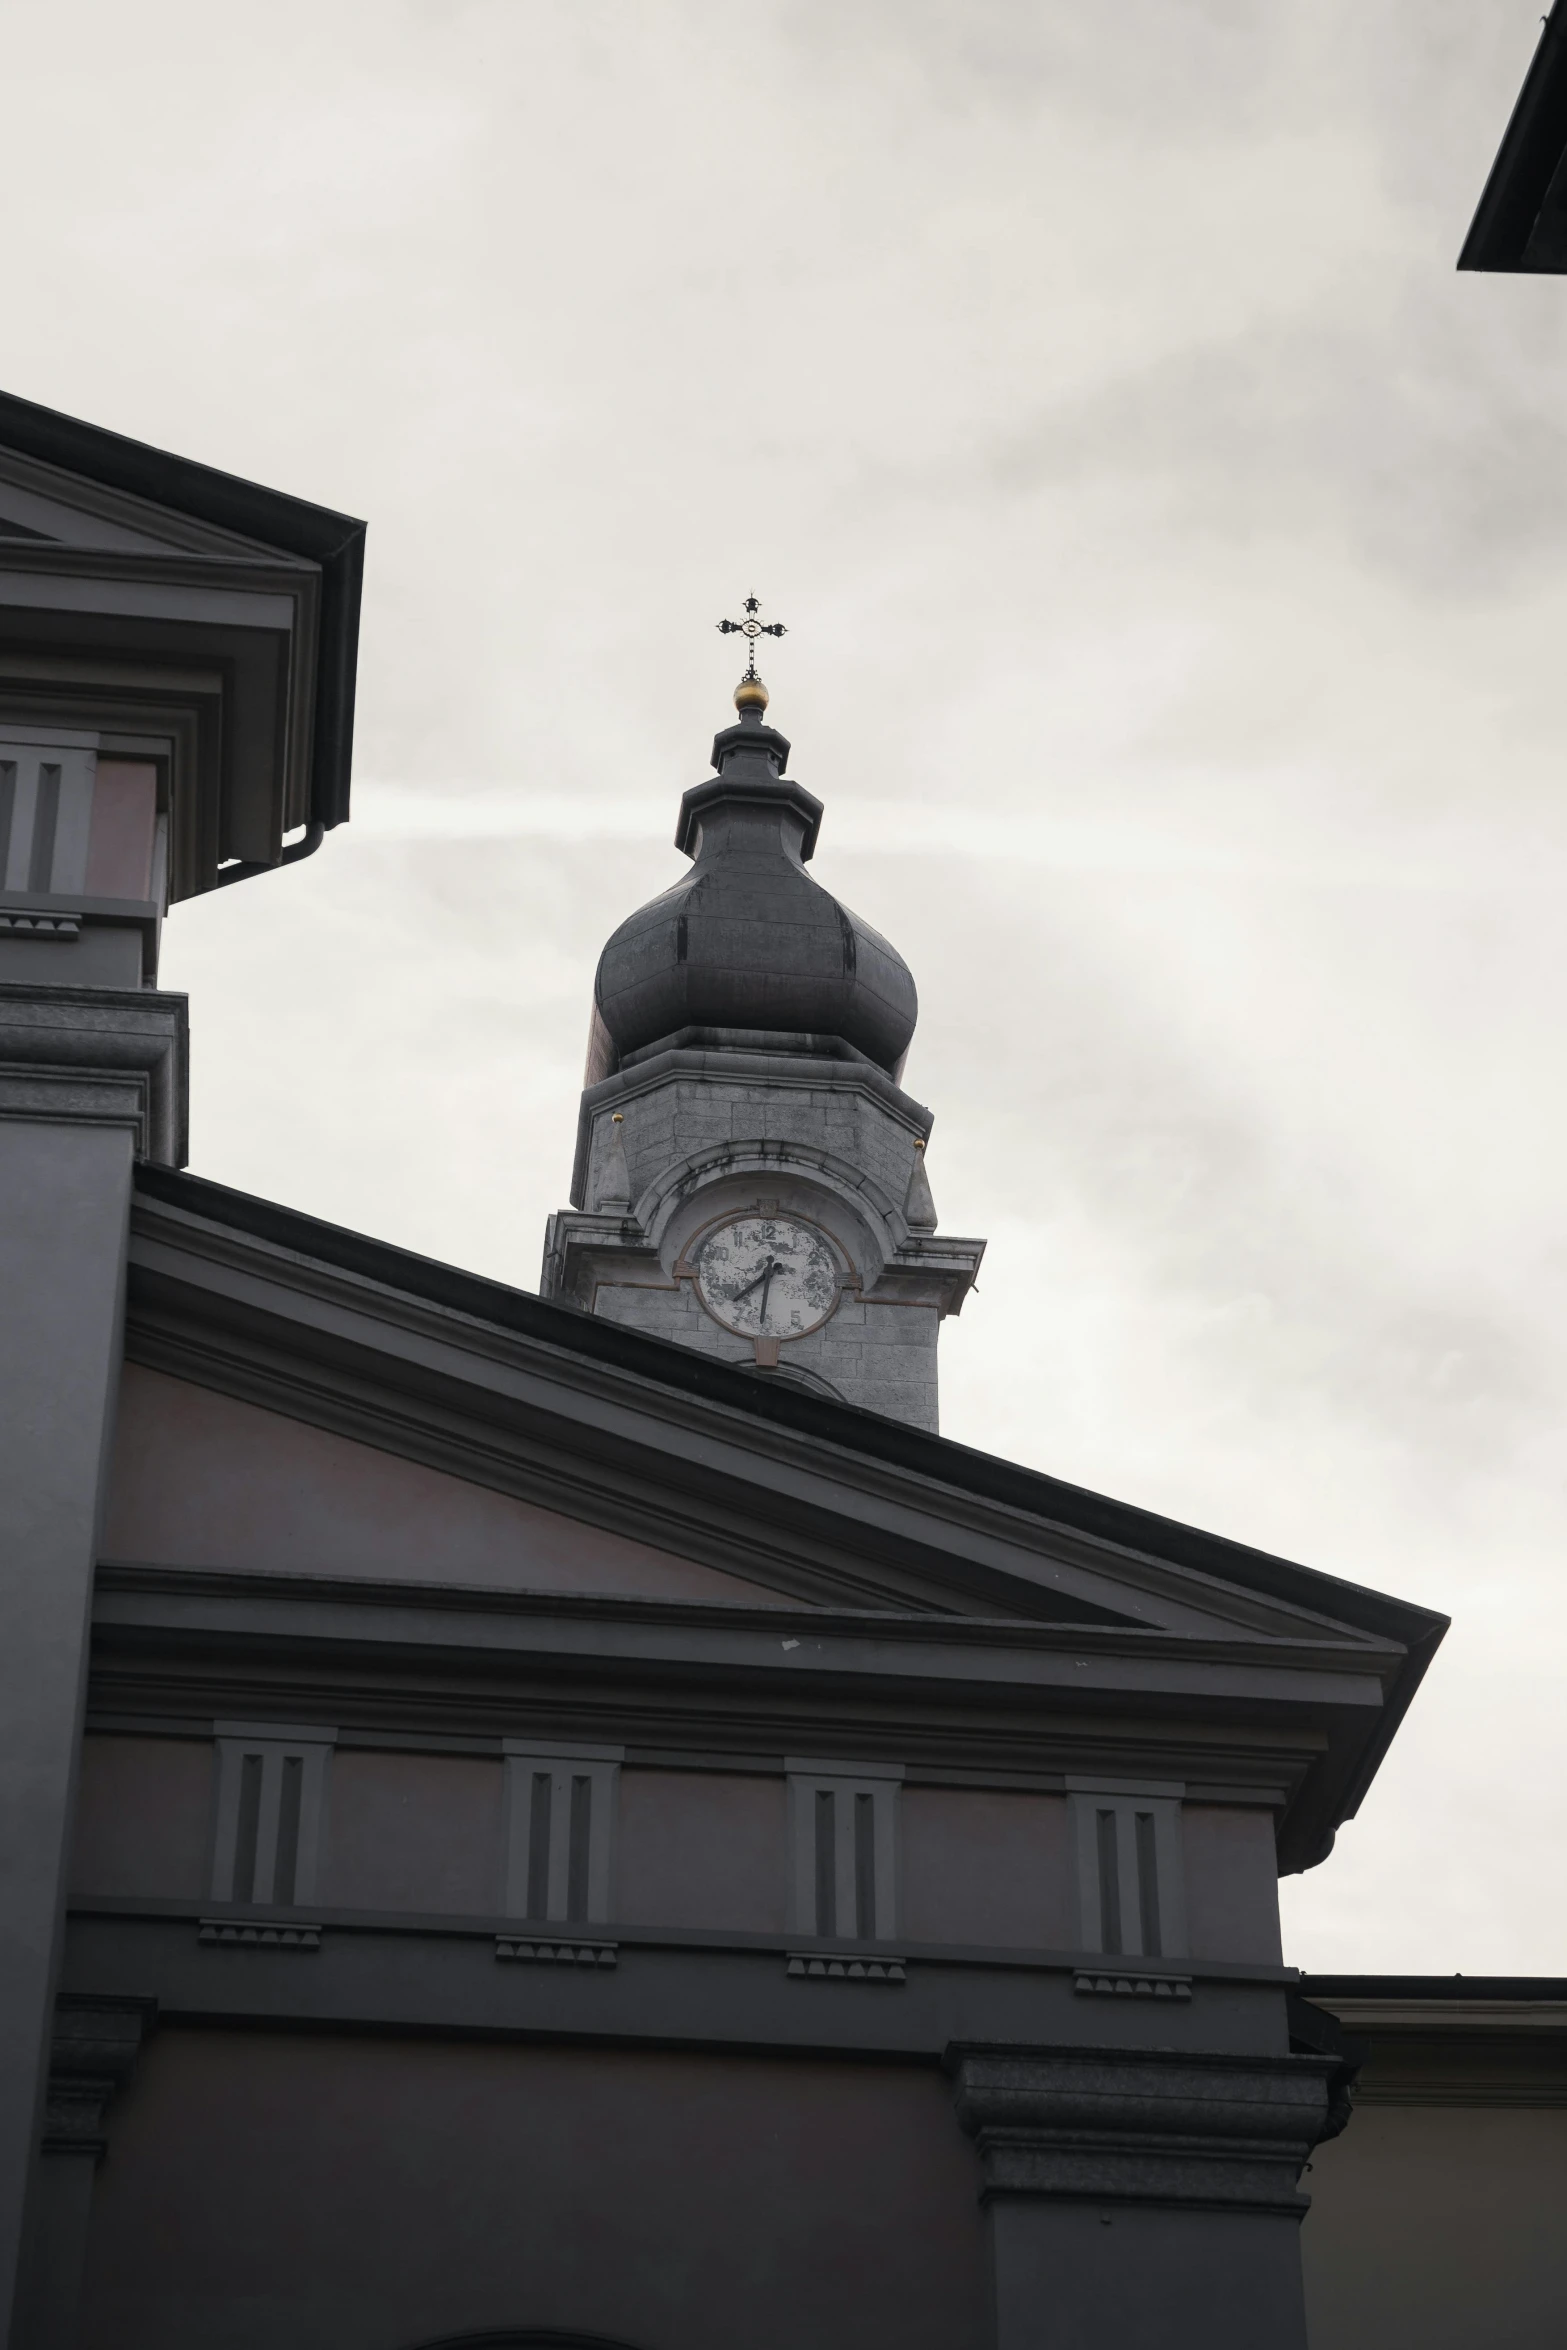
1459, 5, 1567, 272
0, 387, 365, 835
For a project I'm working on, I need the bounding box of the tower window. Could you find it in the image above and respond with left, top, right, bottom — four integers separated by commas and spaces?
210, 1724, 336, 1907
502, 1744, 622, 1925
1068, 1782, 1186, 1959
787, 1759, 902, 1940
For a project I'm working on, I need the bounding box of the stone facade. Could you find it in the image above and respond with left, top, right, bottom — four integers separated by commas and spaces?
542, 1043, 983, 1428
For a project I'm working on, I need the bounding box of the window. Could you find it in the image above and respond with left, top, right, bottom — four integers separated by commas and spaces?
1067, 1780, 1186, 1959
502, 1744, 622, 1925
210, 1723, 335, 1907
786, 1759, 901, 1941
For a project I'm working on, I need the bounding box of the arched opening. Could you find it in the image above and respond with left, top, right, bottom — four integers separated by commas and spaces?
404, 2334, 646, 2350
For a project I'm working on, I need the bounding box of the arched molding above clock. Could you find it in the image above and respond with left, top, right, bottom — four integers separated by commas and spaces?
571, 1049, 932, 1233
647, 1149, 892, 1288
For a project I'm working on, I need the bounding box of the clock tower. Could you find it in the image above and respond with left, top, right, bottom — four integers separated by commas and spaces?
541, 666, 984, 1428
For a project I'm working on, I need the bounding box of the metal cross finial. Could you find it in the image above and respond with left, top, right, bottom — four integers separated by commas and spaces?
717, 593, 787, 682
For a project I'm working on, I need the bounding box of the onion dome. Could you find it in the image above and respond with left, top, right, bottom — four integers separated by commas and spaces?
589, 683, 918, 1082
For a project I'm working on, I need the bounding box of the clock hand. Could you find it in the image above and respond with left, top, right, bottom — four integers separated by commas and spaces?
727, 1257, 779, 1307
758, 1259, 778, 1327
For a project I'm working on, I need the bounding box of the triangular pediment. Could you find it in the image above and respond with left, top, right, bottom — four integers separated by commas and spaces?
116, 1165, 1449, 1881
0, 446, 314, 563
106, 1365, 799, 1613
122, 1169, 1442, 1663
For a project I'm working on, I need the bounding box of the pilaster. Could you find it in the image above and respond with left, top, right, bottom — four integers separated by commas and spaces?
949, 2041, 1338, 2350
13, 1999, 156, 2350
0, 986, 186, 2346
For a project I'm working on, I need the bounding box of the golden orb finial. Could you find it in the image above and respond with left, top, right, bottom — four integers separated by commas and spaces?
734, 675, 770, 712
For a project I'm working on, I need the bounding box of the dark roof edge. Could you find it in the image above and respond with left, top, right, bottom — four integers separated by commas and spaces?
0, 387, 363, 560
0, 388, 365, 830
1458, 4, 1567, 270
132, 1163, 1449, 1660
1301, 1975, 1567, 2002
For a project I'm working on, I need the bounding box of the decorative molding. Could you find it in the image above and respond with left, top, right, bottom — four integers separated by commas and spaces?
0, 891, 163, 970
0, 908, 78, 938
1348, 2074, 1567, 2110
0, 892, 160, 922
0, 734, 95, 894
0, 400, 367, 884
1316, 1996, 1567, 2033
878, 1230, 987, 1315
539, 1212, 661, 1313
948, 2043, 1338, 2217
209, 1727, 334, 1908
43, 1995, 157, 2159
570, 1043, 932, 1216
197, 1917, 322, 1950
1069, 1787, 1187, 1962
63, 1905, 1308, 2066
0, 982, 186, 1161
67, 1891, 1303, 1985
501, 1746, 621, 1928
1074, 1971, 1192, 2001
786, 1952, 906, 1984
787, 1763, 901, 1942
495, 1936, 617, 1967
86, 1564, 1350, 1815
1305, 1997, 1567, 2107
0, 1066, 157, 1133
75, 1719, 1285, 1808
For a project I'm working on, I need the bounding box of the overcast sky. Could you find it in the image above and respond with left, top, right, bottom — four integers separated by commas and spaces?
10, 0, 1567, 1971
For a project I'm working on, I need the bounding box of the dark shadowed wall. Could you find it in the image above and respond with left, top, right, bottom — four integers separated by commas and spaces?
78, 2033, 987, 2350
1302, 2104, 1567, 2349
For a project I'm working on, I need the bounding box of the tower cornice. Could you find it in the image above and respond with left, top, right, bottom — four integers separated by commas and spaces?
675, 771, 823, 862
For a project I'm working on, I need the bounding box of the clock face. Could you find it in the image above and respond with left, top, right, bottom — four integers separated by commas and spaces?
694, 1215, 841, 1339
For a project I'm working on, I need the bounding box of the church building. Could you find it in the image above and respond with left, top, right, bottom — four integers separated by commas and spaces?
0, 388, 1561, 2350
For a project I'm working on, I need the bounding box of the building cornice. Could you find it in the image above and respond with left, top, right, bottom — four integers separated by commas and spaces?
0, 387, 365, 875
948, 2042, 1339, 2215
1299, 1978, 1567, 2107
0, 983, 187, 1163
59, 1900, 1298, 2071
570, 1041, 932, 1212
